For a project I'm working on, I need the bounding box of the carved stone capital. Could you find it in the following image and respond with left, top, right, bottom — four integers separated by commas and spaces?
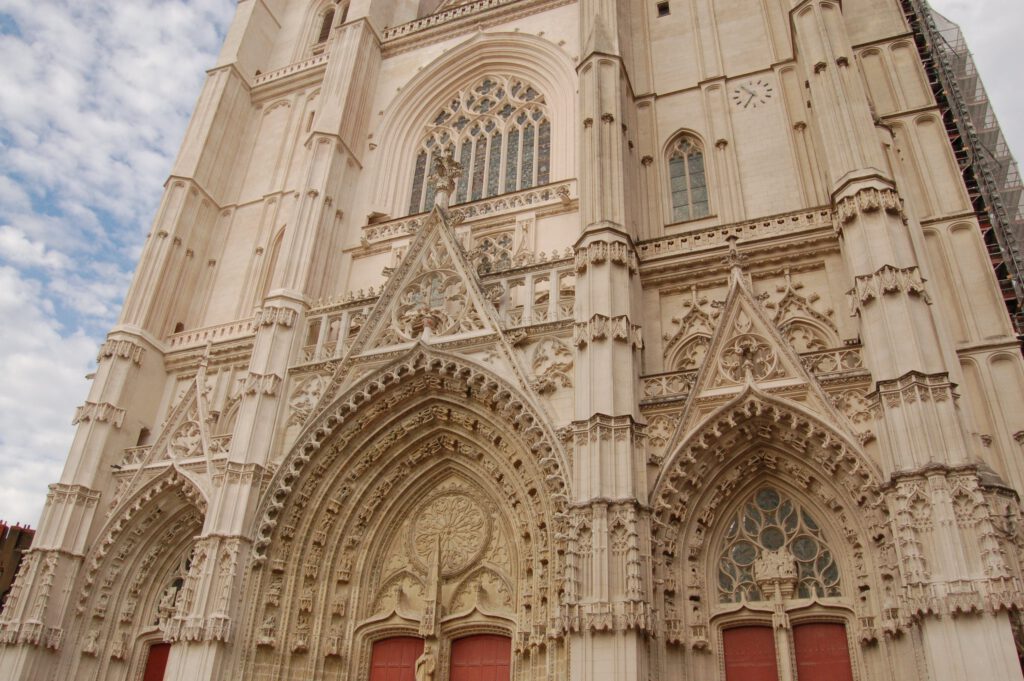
847, 264, 930, 314
834, 187, 904, 226
97, 339, 145, 365
254, 305, 297, 328
45, 483, 101, 509
242, 372, 283, 397
573, 314, 643, 349
870, 371, 956, 412
574, 240, 638, 274
568, 414, 642, 447
72, 401, 126, 428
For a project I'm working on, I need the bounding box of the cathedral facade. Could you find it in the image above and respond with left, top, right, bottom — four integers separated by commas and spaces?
2, 0, 1024, 680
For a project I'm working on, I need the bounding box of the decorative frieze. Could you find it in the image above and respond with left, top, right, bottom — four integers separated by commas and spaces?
361, 181, 575, 244
573, 314, 643, 349
637, 208, 832, 261
554, 601, 654, 634
72, 401, 126, 429
640, 371, 696, 404
834, 187, 904, 225
848, 264, 930, 314
96, 338, 145, 365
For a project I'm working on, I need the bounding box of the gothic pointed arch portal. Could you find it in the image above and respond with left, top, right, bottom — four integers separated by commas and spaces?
650, 388, 900, 655
244, 346, 571, 680
60, 469, 206, 681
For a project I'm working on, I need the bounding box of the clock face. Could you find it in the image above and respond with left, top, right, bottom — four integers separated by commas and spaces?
731, 79, 774, 109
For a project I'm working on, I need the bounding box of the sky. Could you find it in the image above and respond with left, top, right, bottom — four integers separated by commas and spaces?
0, 1, 1022, 527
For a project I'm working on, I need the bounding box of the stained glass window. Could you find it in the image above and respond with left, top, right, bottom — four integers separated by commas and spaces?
407, 76, 552, 214
668, 137, 710, 222
717, 487, 841, 603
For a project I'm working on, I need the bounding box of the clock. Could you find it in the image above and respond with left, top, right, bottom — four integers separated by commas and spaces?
731, 79, 774, 109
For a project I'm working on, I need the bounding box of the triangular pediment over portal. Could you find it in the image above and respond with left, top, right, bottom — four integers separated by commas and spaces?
665, 249, 857, 454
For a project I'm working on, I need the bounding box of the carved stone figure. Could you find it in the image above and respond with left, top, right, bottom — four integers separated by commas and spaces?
415, 642, 437, 681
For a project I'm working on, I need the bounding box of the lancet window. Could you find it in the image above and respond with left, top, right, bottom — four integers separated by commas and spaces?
717, 486, 841, 603
668, 135, 709, 222
311, 3, 347, 51
408, 76, 552, 214
316, 9, 334, 44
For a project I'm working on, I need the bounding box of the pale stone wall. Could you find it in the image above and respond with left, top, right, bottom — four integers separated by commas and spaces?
2, 1, 1023, 680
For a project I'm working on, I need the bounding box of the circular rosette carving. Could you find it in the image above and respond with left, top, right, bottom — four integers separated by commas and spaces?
394, 270, 468, 339
718, 334, 777, 383
410, 492, 491, 577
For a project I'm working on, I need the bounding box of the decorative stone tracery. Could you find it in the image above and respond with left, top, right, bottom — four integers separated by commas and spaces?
243, 345, 569, 679
650, 390, 894, 648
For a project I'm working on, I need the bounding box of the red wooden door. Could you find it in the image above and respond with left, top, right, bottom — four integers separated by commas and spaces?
142, 642, 171, 681
450, 634, 511, 681
793, 623, 854, 681
723, 626, 779, 681
370, 637, 424, 681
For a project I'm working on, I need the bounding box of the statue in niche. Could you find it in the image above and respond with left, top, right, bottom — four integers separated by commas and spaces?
415, 641, 437, 681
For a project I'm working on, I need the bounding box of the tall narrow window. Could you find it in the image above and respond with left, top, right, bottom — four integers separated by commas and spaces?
407, 76, 551, 214
317, 8, 335, 44
668, 136, 709, 222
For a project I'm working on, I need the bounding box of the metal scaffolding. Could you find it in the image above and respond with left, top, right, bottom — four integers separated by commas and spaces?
901, 0, 1024, 336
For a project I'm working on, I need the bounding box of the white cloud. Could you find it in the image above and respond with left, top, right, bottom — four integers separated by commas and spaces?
0, 0, 233, 524
0, 225, 71, 270
0, 267, 96, 526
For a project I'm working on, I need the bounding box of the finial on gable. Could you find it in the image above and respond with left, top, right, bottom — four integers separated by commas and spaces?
724, 235, 747, 285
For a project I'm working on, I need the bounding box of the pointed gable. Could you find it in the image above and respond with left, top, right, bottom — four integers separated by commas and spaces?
667, 245, 856, 448
345, 206, 501, 357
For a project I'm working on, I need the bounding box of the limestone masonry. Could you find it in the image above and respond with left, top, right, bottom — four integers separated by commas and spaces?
2, 1, 1024, 679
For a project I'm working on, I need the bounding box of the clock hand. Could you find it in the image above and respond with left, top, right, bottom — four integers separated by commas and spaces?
744, 92, 755, 106
741, 86, 756, 96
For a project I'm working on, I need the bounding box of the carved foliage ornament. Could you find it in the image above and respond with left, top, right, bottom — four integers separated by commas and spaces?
529, 338, 573, 393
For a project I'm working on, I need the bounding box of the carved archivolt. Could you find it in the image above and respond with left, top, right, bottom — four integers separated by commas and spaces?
60, 471, 205, 678
254, 347, 570, 561
77, 469, 206, 613
650, 390, 894, 648
241, 346, 569, 679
